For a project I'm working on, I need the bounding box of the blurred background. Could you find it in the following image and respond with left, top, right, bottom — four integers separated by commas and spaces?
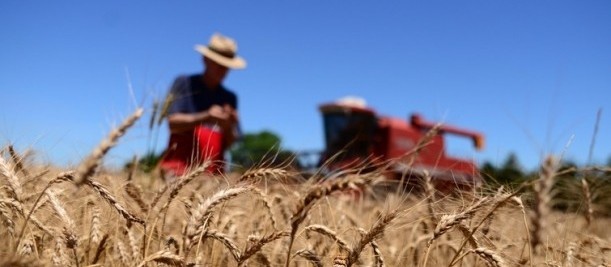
1, 1, 610, 173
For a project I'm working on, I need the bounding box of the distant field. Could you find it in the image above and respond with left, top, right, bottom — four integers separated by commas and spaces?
1, 109, 609, 267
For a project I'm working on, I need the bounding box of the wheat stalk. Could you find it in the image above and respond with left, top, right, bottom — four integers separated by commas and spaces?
157, 92, 174, 126
74, 108, 143, 185
580, 178, 593, 225
125, 182, 148, 214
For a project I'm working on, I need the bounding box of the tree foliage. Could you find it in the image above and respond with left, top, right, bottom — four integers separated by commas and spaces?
229, 130, 298, 171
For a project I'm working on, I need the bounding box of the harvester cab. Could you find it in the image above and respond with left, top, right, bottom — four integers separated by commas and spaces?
318, 97, 485, 190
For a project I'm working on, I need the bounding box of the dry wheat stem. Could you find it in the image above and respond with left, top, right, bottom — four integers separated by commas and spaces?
149, 99, 159, 131
580, 178, 593, 225
158, 92, 174, 126
74, 108, 143, 184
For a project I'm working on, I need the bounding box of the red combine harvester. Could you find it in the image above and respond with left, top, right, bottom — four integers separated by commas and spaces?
317, 97, 485, 190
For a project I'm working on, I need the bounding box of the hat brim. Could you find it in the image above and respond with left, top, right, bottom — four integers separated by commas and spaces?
194, 45, 246, 69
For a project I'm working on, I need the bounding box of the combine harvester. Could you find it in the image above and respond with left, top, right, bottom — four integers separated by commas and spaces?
316, 97, 485, 191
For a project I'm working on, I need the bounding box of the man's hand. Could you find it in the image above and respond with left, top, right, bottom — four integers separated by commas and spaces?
167, 105, 238, 136
207, 105, 229, 123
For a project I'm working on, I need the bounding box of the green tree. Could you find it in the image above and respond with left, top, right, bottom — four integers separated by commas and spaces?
229, 130, 298, 171
480, 153, 526, 187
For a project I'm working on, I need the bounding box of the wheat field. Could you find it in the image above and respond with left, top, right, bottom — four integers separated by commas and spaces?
1, 108, 609, 267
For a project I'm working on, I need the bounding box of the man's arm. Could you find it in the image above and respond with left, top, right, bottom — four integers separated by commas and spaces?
168, 105, 229, 134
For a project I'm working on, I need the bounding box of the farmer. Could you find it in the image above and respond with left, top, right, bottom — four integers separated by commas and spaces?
159, 33, 246, 180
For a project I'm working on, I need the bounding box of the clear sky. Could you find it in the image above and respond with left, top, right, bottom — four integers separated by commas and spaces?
1, 1, 610, 171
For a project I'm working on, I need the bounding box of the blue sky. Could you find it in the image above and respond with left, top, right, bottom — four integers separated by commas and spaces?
1, 1, 610, 171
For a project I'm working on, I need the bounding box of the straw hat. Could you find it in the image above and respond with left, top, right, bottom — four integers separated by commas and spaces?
194, 33, 246, 69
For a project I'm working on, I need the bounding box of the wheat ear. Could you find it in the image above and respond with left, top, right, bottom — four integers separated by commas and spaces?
137, 250, 185, 267
239, 168, 289, 183
157, 92, 174, 125
14, 172, 72, 250
306, 224, 350, 251
0, 156, 23, 202
91, 234, 109, 265
85, 178, 145, 225
294, 249, 323, 267
347, 210, 398, 267
251, 187, 279, 231
46, 189, 79, 267
285, 174, 374, 267
74, 108, 143, 184
151, 163, 208, 256
238, 231, 289, 266
447, 190, 521, 267
185, 187, 252, 251
530, 156, 558, 250
426, 196, 489, 248
472, 247, 506, 267
125, 182, 148, 214
357, 227, 386, 267
7, 145, 28, 177
158, 163, 208, 221
202, 229, 241, 262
